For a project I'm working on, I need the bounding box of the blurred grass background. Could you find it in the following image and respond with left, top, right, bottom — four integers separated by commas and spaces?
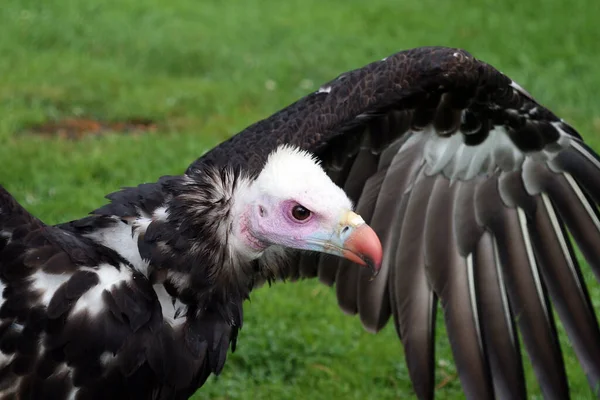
1, 0, 599, 398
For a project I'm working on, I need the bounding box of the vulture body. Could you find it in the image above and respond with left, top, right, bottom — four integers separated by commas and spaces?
2, 46, 600, 399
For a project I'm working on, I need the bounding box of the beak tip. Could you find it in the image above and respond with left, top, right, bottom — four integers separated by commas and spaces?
372, 264, 381, 277
342, 222, 383, 276
367, 256, 382, 278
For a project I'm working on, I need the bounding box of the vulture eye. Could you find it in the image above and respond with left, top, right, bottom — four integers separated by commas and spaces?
291, 205, 311, 221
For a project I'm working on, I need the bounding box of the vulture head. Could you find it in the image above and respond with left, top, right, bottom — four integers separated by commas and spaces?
232, 145, 382, 273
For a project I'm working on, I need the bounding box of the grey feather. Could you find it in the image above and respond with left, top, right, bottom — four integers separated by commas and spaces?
528, 194, 600, 389
333, 169, 386, 309
392, 173, 438, 400
425, 177, 493, 399
475, 175, 569, 399
472, 232, 526, 399
356, 132, 427, 332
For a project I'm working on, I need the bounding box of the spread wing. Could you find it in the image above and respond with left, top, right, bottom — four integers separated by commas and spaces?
197, 47, 600, 399
0, 187, 236, 399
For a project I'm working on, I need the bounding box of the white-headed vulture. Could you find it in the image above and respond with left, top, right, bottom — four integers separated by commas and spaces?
1, 47, 599, 399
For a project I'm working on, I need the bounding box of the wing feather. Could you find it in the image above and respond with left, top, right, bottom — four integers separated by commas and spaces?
392, 170, 437, 400
425, 176, 493, 399
333, 168, 386, 308
356, 132, 427, 331
529, 194, 600, 389
551, 141, 600, 205
181, 47, 600, 398
523, 161, 600, 280
475, 175, 569, 399
332, 132, 381, 312
473, 232, 526, 399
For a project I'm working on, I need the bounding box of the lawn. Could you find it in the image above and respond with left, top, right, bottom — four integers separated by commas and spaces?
1, 0, 600, 398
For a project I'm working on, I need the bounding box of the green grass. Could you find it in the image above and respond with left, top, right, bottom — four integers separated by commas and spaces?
1, 0, 600, 398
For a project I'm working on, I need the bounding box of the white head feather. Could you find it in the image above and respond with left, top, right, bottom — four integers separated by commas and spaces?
252, 145, 352, 212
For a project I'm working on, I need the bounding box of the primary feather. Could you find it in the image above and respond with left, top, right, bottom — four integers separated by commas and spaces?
2, 46, 600, 399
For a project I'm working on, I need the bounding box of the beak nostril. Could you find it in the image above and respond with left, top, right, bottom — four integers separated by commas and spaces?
341, 226, 350, 235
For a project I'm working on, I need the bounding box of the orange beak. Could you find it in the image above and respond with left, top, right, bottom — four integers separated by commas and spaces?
311, 210, 382, 275
305, 211, 382, 275
341, 222, 383, 275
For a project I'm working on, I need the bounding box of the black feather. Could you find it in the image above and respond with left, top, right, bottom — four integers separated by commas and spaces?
3, 46, 600, 399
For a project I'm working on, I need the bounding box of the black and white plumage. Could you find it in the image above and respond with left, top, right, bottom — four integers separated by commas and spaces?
0, 186, 240, 400
2, 46, 600, 399
0, 146, 380, 398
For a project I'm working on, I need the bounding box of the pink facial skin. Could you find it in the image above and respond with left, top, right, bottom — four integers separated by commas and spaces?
241, 198, 382, 274
251, 199, 325, 249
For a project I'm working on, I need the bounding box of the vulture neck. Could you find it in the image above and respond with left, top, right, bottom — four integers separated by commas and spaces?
145, 165, 284, 313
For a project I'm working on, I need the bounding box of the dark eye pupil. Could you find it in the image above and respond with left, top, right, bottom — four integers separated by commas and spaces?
292, 205, 311, 221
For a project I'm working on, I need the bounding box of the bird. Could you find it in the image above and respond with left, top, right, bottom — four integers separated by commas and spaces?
0, 147, 382, 399
1, 45, 600, 399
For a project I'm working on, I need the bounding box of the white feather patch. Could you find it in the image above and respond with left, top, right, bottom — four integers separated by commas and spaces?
84, 218, 150, 277
153, 206, 169, 221
30, 271, 71, 307
154, 284, 187, 327
71, 263, 134, 317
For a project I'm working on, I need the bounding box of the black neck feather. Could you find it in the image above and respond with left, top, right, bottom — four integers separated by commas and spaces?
138, 165, 257, 322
